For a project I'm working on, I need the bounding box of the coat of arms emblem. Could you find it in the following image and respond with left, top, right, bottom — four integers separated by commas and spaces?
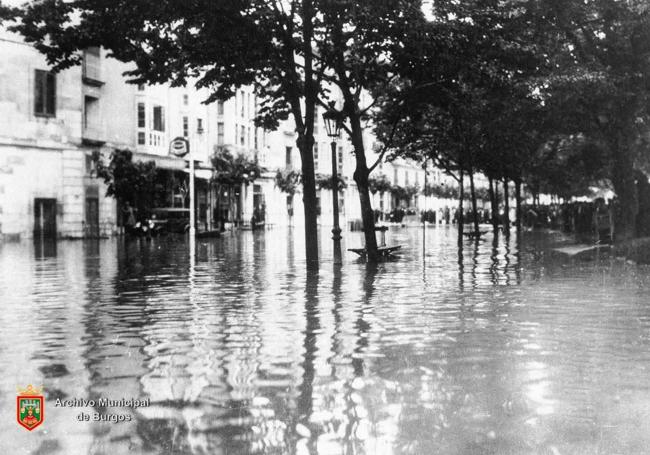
17, 385, 44, 431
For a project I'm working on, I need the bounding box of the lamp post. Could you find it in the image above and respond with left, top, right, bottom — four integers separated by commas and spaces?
189, 126, 203, 238
323, 110, 343, 265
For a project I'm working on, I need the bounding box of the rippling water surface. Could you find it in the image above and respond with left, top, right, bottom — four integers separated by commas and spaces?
1, 227, 650, 455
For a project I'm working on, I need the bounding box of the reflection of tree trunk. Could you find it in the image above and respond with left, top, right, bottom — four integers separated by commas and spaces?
504, 234, 512, 287
503, 179, 510, 237
514, 233, 522, 285
470, 239, 479, 287
490, 234, 499, 285
295, 269, 320, 453
353, 264, 377, 377
515, 179, 522, 233
457, 242, 464, 291
469, 169, 479, 234
458, 169, 464, 245
488, 177, 498, 235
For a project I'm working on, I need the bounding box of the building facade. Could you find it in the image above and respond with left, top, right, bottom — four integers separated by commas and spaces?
1, 27, 448, 242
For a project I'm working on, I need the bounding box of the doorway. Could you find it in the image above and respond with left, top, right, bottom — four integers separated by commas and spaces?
33, 198, 57, 238
86, 197, 100, 238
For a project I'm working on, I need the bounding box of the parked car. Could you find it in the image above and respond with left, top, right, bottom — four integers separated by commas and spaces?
150, 208, 190, 234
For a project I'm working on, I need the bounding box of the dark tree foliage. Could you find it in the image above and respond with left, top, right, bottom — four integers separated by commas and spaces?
314, 0, 426, 260
211, 147, 263, 187
315, 173, 346, 192
391, 184, 420, 203
376, 0, 650, 242
368, 174, 392, 195
92, 149, 160, 216
275, 170, 302, 197
534, 0, 650, 240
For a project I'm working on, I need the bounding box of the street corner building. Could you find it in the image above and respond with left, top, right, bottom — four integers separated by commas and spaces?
0, 30, 118, 241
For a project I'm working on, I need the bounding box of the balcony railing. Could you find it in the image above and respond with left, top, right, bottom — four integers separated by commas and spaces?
82, 121, 106, 145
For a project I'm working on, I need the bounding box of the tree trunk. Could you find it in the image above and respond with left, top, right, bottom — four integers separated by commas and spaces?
297, 134, 320, 268
503, 179, 510, 236
469, 169, 479, 234
610, 134, 638, 242
458, 169, 464, 245
347, 104, 379, 261
515, 179, 522, 233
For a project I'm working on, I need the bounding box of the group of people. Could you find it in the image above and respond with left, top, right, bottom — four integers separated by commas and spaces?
523, 198, 614, 242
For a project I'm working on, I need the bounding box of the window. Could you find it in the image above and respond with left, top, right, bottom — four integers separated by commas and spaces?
153, 105, 165, 132
197, 118, 203, 133
217, 100, 224, 115
84, 96, 99, 129
183, 94, 189, 106
240, 125, 245, 146
137, 84, 145, 91
217, 122, 225, 145
314, 144, 319, 171
34, 70, 56, 117
85, 154, 97, 176
405, 171, 409, 185
182, 116, 189, 137
137, 102, 146, 128
394, 168, 398, 185
247, 127, 251, 148
240, 91, 245, 117
254, 127, 258, 150
286, 146, 292, 168
338, 146, 344, 174
138, 132, 146, 145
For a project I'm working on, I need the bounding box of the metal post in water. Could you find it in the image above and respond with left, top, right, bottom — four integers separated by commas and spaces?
331, 140, 342, 265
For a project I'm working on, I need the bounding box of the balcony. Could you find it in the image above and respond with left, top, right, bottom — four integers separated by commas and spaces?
82, 121, 106, 146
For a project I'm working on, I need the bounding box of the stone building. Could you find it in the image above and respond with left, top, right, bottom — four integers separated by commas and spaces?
1, 25, 437, 242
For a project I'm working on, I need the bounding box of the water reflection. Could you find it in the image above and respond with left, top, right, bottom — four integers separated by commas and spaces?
1, 228, 650, 454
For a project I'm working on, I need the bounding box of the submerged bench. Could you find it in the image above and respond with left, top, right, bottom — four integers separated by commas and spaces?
348, 225, 403, 258
348, 245, 402, 258
462, 230, 488, 239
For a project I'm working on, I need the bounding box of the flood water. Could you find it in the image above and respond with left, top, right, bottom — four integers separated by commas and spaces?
1, 227, 650, 455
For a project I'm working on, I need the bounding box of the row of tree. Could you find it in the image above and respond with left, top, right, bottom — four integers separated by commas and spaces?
3, 0, 649, 264
373, 0, 650, 242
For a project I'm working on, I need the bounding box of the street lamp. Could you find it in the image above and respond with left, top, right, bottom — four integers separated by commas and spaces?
189, 125, 204, 238
323, 110, 343, 265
